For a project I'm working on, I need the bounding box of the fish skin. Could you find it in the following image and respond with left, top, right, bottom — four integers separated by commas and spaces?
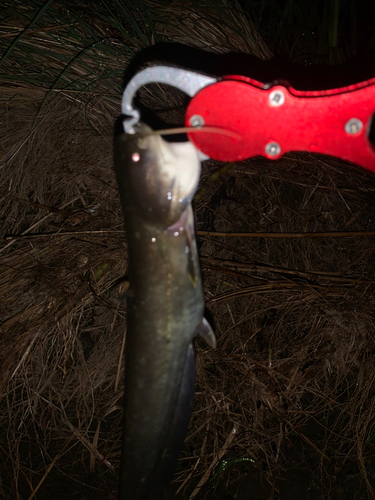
114, 123, 210, 499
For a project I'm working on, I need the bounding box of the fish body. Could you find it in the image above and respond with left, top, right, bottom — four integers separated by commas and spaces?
114, 123, 214, 499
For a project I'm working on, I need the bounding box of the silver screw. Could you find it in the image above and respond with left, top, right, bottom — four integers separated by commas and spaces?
189, 115, 205, 128
345, 118, 363, 135
269, 90, 285, 107
265, 142, 281, 156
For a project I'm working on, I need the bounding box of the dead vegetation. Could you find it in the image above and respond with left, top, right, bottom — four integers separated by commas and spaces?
1, 1, 375, 499
188, 155, 375, 498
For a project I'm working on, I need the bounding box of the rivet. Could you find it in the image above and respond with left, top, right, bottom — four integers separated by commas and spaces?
345, 118, 363, 135
189, 115, 205, 128
269, 90, 285, 107
265, 142, 281, 156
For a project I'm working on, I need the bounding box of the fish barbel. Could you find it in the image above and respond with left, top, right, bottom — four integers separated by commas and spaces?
114, 122, 215, 500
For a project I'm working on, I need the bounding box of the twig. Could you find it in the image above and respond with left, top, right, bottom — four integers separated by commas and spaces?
64, 419, 115, 471
293, 428, 331, 463
27, 435, 74, 500
189, 423, 239, 499
8, 228, 375, 241
197, 230, 375, 238
1, 195, 83, 253
5, 229, 124, 240
175, 458, 200, 496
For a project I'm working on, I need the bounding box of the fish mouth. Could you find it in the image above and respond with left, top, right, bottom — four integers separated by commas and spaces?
116, 123, 202, 227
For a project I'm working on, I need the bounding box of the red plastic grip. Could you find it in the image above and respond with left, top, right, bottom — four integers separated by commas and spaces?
186, 76, 375, 172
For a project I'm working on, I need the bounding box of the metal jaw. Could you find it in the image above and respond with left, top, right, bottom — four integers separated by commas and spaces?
121, 66, 216, 134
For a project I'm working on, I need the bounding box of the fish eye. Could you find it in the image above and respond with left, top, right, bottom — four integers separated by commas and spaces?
132, 152, 140, 162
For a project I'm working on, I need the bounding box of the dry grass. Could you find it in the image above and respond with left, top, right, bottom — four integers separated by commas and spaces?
180, 155, 375, 498
1, 1, 375, 499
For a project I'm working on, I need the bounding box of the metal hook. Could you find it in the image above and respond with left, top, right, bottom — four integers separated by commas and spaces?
121, 66, 216, 133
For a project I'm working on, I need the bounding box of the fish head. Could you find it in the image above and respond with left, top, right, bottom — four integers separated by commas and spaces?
115, 123, 201, 227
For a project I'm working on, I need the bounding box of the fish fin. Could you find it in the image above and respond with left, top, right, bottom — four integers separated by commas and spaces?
196, 317, 216, 349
